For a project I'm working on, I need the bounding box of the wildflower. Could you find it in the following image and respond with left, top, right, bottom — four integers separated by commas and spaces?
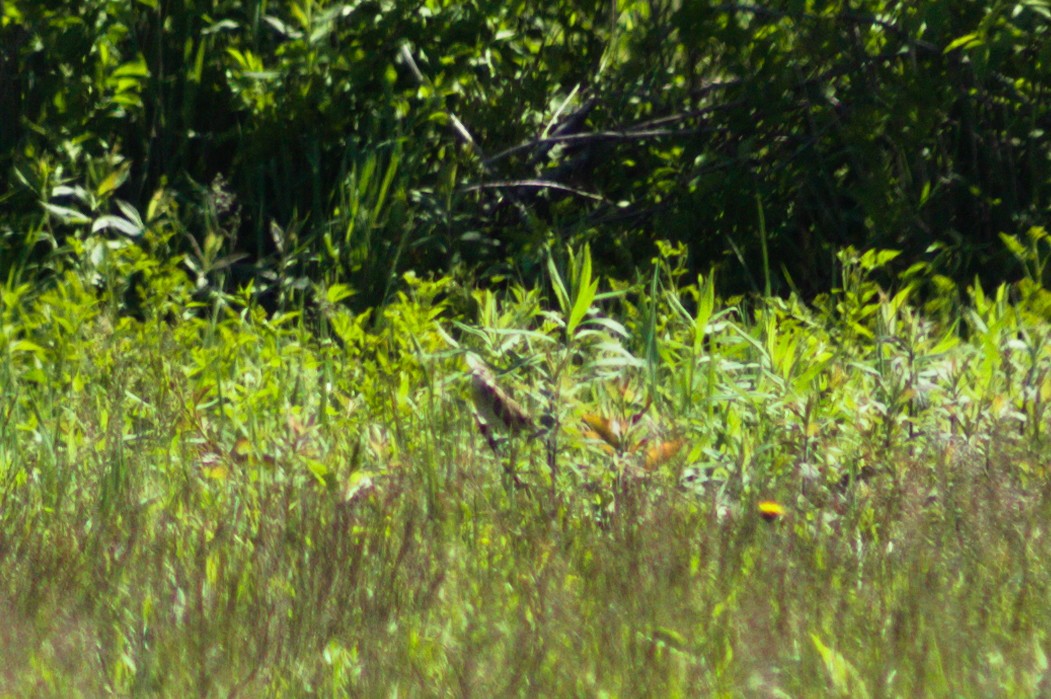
758, 500, 786, 522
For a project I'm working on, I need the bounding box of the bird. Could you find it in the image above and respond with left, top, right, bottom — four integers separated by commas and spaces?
466, 354, 532, 438
464, 353, 536, 491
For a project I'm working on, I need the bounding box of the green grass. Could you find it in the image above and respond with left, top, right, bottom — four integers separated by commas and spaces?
0, 246, 1049, 697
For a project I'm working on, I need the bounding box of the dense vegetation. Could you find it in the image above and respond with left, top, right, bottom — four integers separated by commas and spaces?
2, 0, 1049, 301
1, 0, 1050, 695
1, 241, 1049, 695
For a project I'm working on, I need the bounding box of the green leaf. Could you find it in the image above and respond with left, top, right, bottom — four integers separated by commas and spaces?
96, 166, 130, 198
1000, 232, 1027, 262
811, 633, 870, 699
43, 203, 91, 225
92, 215, 143, 237
547, 252, 571, 316
11, 339, 47, 357
944, 33, 983, 53
567, 244, 598, 338
325, 284, 356, 304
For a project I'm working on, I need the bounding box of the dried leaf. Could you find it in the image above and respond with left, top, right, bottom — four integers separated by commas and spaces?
642, 438, 684, 471
582, 413, 625, 450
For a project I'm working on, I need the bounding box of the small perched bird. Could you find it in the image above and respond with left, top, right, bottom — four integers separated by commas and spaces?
466, 354, 532, 437
465, 354, 533, 490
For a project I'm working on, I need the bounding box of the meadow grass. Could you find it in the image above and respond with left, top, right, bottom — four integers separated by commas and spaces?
0, 246, 1049, 697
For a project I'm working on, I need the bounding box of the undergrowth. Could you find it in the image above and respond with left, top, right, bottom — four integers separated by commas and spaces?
0, 239, 1049, 696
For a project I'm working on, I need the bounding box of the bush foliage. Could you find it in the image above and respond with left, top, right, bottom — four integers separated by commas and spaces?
2, 0, 1049, 302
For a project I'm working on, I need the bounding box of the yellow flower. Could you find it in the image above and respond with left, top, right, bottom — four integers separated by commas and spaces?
758, 500, 786, 522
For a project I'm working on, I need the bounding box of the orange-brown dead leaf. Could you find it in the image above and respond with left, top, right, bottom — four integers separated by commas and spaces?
642, 438, 684, 471
582, 413, 626, 451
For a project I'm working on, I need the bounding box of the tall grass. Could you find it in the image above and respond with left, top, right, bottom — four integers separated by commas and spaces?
0, 242, 1048, 696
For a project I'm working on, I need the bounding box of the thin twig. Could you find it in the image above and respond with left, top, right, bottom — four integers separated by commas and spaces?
399, 43, 484, 159
458, 179, 610, 203
482, 124, 728, 167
